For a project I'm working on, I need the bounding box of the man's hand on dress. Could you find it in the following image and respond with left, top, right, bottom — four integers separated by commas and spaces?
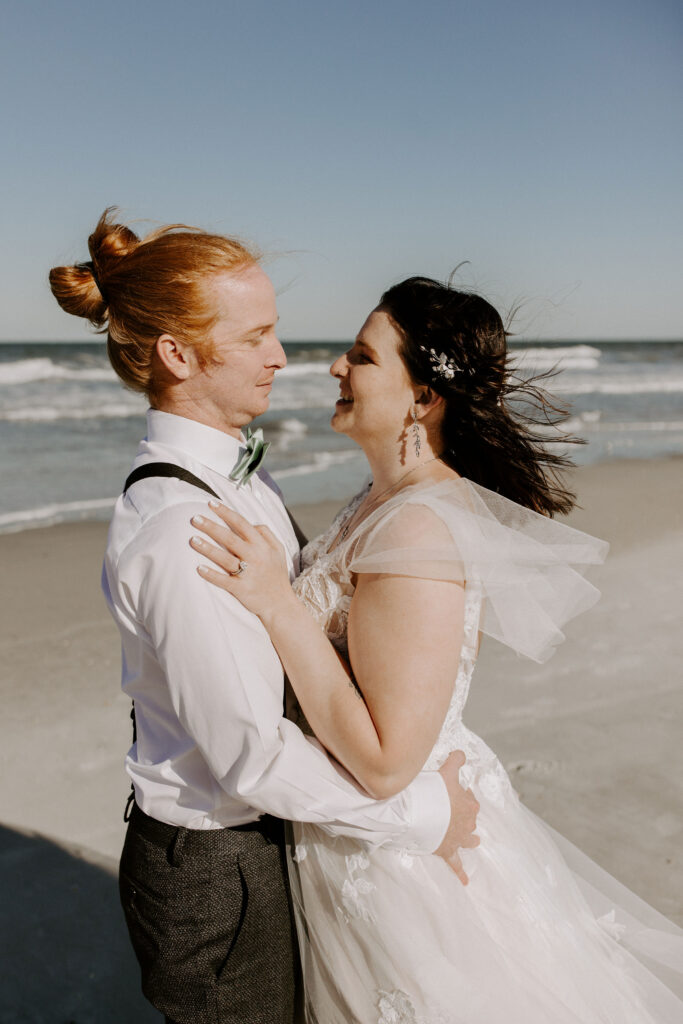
436, 750, 480, 885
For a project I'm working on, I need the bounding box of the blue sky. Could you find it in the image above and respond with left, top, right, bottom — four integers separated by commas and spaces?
1, 0, 681, 340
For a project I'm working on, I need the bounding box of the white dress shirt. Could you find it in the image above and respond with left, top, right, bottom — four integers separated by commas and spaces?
102, 409, 450, 852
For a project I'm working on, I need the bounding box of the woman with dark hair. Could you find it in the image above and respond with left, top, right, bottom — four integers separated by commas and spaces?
192, 278, 683, 1022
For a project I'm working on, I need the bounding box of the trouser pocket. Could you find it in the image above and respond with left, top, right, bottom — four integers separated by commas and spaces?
119, 827, 243, 1023
211, 842, 296, 1024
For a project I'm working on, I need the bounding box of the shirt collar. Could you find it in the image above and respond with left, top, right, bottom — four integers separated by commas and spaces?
146, 409, 248, 480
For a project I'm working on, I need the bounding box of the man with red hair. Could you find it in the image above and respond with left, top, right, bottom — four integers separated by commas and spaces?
52, 214, 477, 1024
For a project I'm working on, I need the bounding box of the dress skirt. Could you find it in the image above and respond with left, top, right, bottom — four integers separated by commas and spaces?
287, 725, 683, 1024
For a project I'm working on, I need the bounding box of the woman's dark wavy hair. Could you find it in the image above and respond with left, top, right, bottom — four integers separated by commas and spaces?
379, 276, 581, 517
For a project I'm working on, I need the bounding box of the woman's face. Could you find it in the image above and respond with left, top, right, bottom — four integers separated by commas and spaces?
329, 309, 417, 446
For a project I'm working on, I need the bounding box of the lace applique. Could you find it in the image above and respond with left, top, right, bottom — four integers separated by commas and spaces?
293, 566, 352, 652
376, 989, 417, 1024
340, 876, 376, 921
293, 843, 308, 863
420, 587, 483, 770
298, 485, 369, 572
476, 762, 513, 809
346, 850, 370, 873
597, 909, 627, 942
339, 845, 375, 920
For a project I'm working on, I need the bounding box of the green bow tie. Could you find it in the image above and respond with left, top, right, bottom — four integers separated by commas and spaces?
229, 427, 270, 488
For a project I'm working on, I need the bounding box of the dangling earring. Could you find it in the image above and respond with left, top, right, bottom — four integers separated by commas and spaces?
412, 407, 421, 459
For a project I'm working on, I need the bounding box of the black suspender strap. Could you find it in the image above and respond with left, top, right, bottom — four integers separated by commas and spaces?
122, 461, 220, 823
124, 460, 308, 546
124, 462, 221, 499
120, 458, 306, 824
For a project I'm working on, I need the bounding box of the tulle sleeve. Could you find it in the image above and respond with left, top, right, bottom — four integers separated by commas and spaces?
345, 479, 609, 664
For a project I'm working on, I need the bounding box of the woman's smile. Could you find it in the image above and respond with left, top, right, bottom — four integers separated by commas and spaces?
329, 310, 418, 444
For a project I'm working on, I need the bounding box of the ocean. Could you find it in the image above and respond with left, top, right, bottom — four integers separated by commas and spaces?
1, 339, 682, 533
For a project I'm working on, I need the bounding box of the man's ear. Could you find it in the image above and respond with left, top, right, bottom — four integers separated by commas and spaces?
155, 334, 197, 382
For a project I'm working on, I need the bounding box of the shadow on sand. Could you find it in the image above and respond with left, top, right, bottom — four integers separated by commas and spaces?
0, 824, 157, 1023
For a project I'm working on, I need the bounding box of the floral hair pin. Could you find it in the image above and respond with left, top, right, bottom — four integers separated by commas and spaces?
419, 345, 461, 380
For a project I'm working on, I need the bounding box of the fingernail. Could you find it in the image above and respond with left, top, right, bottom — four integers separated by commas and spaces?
198, 565, 211, 575
191, 536, 205, 546
208, 500, 220, 509
192, 515, 204, 525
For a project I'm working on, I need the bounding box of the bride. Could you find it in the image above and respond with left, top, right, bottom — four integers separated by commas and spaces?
191, 277, 683, 1022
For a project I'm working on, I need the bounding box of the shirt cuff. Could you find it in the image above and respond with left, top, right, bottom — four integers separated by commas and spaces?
404, 771, 451, 854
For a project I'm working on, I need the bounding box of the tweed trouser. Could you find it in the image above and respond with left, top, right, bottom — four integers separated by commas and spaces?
119, 805, 296, 1024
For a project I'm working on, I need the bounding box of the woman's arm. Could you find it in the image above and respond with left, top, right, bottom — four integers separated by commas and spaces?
191, 505, 465, 799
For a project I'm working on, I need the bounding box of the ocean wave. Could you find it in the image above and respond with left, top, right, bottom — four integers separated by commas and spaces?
272, 417, 308, 434
268, 391, 338, 412
279, 362, 333, 377
271, 450, 360, 480
510, 345, 602, 372
0, 497, 116, 533
0, 358, 114, 385
559, 411, 601, 432
2, 402, 143, 422
551, 378, 683, 395
0, 356, 331, 387
267, 417, 310, 450
593, 419, 683, 433
552, 413, 683, 438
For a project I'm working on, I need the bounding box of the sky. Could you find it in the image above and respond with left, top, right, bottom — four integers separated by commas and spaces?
1, 0, 681, 341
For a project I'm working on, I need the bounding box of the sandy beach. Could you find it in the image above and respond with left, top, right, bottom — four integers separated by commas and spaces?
2, 456, 682, 1021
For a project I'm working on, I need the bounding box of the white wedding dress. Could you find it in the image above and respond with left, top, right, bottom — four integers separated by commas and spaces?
286, 478, 683, 1024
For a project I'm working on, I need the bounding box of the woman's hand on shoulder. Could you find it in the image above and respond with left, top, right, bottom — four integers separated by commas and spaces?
190, 502, 295, 622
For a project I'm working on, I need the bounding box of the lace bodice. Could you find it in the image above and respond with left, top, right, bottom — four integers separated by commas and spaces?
292, 486, 483, 770
290, 476, 607, 772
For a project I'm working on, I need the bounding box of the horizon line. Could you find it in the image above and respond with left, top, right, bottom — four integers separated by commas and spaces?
1, 336, 683, 346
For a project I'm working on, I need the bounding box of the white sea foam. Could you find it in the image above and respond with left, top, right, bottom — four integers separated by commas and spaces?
271, 450, 360, 480
511, 345, 602, 372
269, 418, 310, 451
551, 378, 683, 395
598, 420, 683, 432
0, 356, 327, 388
279, 362, 333, 377
268, 396, 337, 412
0, 358, 114, 385
555, 415, 683, 436
0, 497, 116, 533
277, 418, 308, 434
2, 402, 143, 422
560, 411, 602, 432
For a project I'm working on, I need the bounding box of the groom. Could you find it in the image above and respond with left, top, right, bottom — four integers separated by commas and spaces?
103, 260, 479, 1024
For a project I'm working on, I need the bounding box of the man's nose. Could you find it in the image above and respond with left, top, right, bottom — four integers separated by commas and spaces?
267, 332, 287, 369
